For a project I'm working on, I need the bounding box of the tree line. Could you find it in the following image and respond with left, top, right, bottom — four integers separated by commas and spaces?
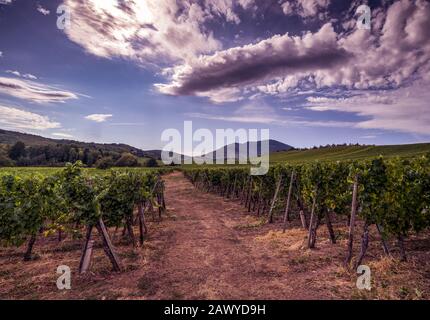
0, 141, 159, 168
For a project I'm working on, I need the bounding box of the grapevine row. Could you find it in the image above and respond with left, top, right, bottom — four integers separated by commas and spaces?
0, 162, 172, 273
183, 156, 430, 266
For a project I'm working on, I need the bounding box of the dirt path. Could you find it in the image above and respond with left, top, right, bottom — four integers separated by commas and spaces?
138, 172, 336, 300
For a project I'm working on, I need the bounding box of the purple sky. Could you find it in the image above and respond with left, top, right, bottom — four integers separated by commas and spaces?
0, 0, 429, 152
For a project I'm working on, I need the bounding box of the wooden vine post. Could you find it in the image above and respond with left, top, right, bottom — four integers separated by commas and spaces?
268, 175, 282, 223
230, 174, 237, 199
376, 224, 390, 255
307, 188, 318, 249
79, 225, 93, 274
345, 175, 359, 267
138, 202, 148, 246
294, 180, 307, 229
282, 171, 295, 233
96, 218, 123, 272
245, 177, 253, 209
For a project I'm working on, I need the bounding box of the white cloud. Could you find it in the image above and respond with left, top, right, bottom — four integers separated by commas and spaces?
0, 51, 3, 58
84, 114, 113, 122
23, 73, 38, 80
52, 132, 73, 138
37, 4, 50, 15
0, 0, 14, 4
281, 0, 331, 18
157, 23, 347, 101
158, 0, 430, 106
5, 70, 21, 77
0, 76, 78, 103
5, 70, 38, 80
305, 80, 430, 135
61, 0, 225, 64
0, 104, 61, 130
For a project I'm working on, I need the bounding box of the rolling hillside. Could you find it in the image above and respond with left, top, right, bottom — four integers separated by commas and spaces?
269, 143, 430, 163
0, 129, 157, 158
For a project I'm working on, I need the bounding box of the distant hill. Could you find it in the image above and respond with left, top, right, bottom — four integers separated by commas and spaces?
0, 129, 156, 158
201, 139, 293, 162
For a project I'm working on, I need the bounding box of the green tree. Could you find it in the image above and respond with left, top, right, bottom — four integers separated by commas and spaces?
145, 158, 159, 168
8, 141, 26, 160
115, 153, 139, 167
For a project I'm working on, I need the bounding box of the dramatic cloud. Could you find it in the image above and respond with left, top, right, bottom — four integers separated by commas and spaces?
84, 114, 113, 122
61, 0, 229, 64
36, 4, 50, 15
53, 0, 430, 136
158, 0, 430, 104
0, 77, 78, 103
0, 104, 61, 130
157, 23, 350, 102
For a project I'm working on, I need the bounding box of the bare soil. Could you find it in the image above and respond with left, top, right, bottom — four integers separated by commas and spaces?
1, 172, 429, 300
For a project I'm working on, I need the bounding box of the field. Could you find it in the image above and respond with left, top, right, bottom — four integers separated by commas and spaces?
1, 171, 429, 299
1, 145, 430, 300
270, 143, 430, 163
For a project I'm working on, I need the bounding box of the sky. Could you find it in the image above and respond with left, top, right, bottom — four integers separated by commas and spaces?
0, 0, 429, 153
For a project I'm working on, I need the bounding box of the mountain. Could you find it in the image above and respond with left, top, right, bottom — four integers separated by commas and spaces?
201, 139, 294, 162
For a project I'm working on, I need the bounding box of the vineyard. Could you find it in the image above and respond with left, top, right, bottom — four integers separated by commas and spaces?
1, 156, 430, 299
0, 162, 171, 273
184, 155, 430, 267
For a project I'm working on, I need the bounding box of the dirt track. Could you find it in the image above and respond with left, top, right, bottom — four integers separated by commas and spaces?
138, 172, 344, 299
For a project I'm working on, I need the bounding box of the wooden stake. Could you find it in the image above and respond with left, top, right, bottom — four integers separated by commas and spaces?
325, 210, 336, 244
307, 189, 318, 249
376, 224, 390, 255
230, 174, 237, 199
96, 218, 123, 272
268, 176, 283, 223
355, 221, 369, 268
79, 225, 93, 273
245, 177, 253, 209
126, 215, 137, 247
294, 179, 308, 229
79, 240, 94, 274
345, 175, 359, 266
282, 171, 295, 233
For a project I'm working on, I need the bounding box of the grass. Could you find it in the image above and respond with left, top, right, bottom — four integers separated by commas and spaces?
0, 166, 166, 176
